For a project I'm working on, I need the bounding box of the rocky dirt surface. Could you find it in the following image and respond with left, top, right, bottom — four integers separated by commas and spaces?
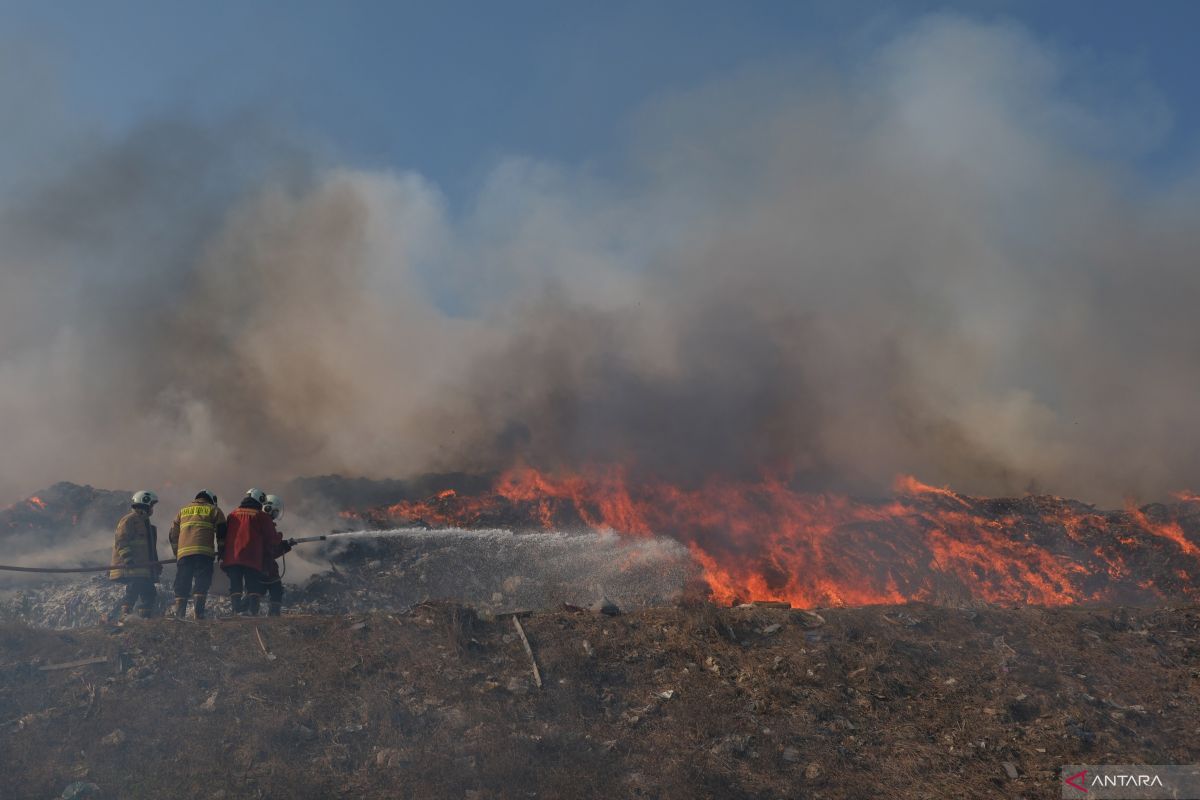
2, 602, 1199, 799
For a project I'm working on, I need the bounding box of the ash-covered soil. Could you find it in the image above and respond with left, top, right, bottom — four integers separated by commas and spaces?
2, 602, 1199, 799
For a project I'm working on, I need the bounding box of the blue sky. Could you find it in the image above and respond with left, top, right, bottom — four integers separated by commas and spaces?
5, 0, 1199, 203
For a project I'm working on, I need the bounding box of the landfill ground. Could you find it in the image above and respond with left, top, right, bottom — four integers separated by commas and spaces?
2, 601, 1200, 800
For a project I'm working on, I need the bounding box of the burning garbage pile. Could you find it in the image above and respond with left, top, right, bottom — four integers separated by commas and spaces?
0, 484, 140, 627
0, 483, 130, 540
337, 467, 1200, 608
5, 468, 1200, 630
0, 483, 132, 598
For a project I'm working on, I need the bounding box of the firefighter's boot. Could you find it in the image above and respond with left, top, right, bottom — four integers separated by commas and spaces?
193, 594, 207, 620
268, 601, 282, 617
173, 598, 188, 619
230, 593, 244, 615
137, 604, 153, 619
246, 595, 262, 616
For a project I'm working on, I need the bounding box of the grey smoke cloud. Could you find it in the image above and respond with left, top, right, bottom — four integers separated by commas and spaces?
0, 15, 1195, 507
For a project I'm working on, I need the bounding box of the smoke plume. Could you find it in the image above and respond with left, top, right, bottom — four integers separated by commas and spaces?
1, 15, 1197, 507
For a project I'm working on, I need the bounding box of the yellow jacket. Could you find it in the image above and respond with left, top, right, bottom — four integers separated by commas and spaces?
169, 500, 226, 558
109, 510, 160, 581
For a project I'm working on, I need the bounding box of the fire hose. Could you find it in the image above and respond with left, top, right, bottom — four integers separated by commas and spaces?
0, 558, 178, 574
0, 533, 347, 575
276, 535, 329, 579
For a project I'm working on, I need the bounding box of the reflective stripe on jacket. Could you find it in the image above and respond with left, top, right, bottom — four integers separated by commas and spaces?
109, 510, 159, 581
169, 500, 226, 558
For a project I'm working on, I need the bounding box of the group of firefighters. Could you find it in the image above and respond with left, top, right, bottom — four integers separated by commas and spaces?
108, 487, 295, 620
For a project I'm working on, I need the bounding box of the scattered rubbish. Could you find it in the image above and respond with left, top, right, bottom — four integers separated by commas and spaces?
511, 616, 542, 689
0, 523, 694, 628
794, 610, 825, 628
376, 748, 404, 768
291, 722, 316, 740
710, 734, 752, 757
60, 782, 101, 800
1066, 722, 1096, 746
253, 626, 277, 661
38, 656, 108, 672
593, 597, 621, 616
882, 611, 922, 627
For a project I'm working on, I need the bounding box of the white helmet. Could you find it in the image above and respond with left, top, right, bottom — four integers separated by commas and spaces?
245, 488, 267, 505
131, 490, 159, 508
263, 494, 284, 520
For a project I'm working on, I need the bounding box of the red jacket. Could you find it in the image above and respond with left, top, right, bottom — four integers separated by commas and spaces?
222, 504, 279, 573
263, 529, 288, 583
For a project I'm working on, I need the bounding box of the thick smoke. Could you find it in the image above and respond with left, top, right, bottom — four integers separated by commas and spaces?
1, 15, 1197, 507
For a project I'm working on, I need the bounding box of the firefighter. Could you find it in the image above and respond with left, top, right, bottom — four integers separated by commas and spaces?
108, 490, 162, 619
261, 494, 293, 617
168, 490, 226, 620
220, 488, 280, 615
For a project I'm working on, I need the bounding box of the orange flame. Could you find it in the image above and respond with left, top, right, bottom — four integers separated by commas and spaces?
27, 496, 46, 510
347, 467, 1200, 608
1126, 503, 1200, 559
